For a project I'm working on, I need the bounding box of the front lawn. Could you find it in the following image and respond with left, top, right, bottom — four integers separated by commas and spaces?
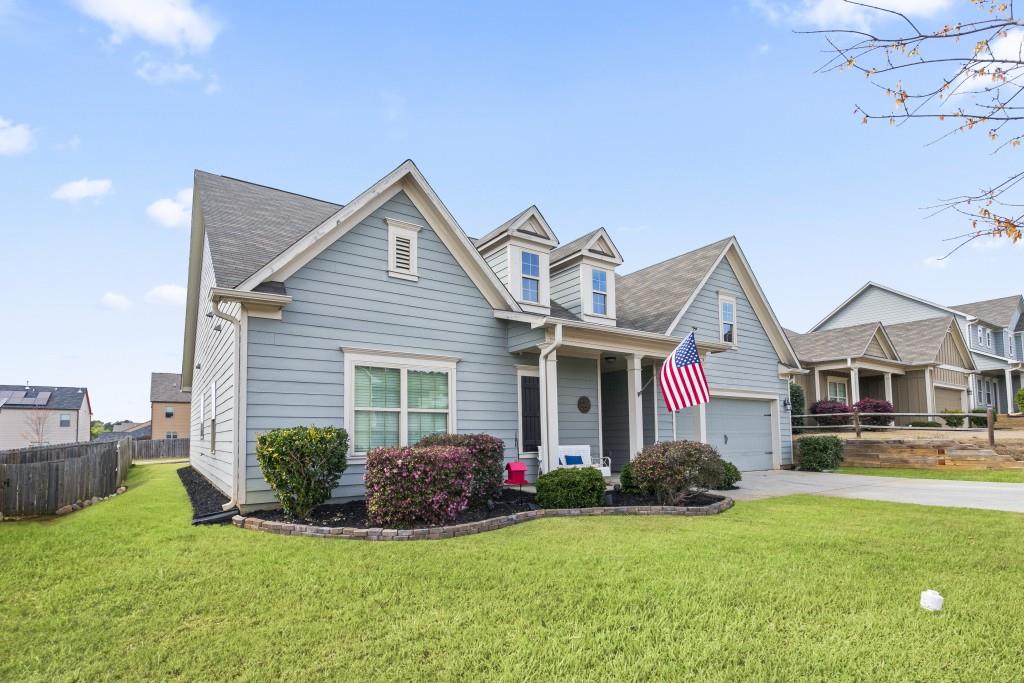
838, 466, 1024, 483
2, 464, 1023, 681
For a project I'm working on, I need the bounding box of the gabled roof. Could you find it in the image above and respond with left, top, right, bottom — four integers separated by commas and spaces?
948, 295, 1023, 329
0, 385, 89, 411
786, 322, 889, 363
549, 227, 623, 267
885, 316, 971, 366
809, 281, 967, 332
196, 171, 342, 289
474, 205, 559, 250
150, 373, 191, 403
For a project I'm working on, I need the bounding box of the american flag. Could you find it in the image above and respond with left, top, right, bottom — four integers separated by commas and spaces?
659, 332, 710, 412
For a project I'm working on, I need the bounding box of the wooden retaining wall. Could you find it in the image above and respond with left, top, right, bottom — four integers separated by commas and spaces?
0, 441, 132, 517
839, 439, 1024, 470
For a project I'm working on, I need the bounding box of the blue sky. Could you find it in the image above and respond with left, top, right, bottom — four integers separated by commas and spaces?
1, 0, 1020, 421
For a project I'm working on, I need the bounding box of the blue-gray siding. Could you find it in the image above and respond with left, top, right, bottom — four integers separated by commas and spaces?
818, 285, 952, 330
556, 356, 600, 457
550, 264, 582, 318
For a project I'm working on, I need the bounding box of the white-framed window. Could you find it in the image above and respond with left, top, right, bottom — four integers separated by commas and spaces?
986, 329, 993, 347
386, 217, 421, 281
1004, 329, 1013, 358
985, 379, 993, 406
164, 406, 174, 418
977, 325, 985, 346
591, 268, 608, 315
166, 432, 178, 439
59, 414, 71, 428
521, 250, 540, 303
344, 350, 457, 458
719, 293, 737, 345
827, 376, 849, 403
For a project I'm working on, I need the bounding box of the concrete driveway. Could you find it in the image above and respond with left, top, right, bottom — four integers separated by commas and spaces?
719, 470, 1024, 513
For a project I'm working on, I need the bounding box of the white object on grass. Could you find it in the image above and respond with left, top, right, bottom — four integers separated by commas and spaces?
920, 590, 944, 611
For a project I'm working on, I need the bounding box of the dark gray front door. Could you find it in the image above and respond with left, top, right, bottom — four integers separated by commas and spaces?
520, 376, 541, 454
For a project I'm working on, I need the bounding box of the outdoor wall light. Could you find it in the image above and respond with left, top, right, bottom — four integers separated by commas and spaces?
782, 398, 792, 411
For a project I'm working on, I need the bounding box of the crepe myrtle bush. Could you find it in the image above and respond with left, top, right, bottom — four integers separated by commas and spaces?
631, 440, 725, 505
255, 426, 349, 520
853, 398, 894, 427
415, 433, 504, 504
535, 467, 606, 509
364, 446, 474, 528
810, 400, 851, 427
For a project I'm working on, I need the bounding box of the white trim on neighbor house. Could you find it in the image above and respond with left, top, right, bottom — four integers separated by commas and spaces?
515, 364, 540, 459
809, 281, 969, 333
386, 217, 421, 281
707, 388, 782, 470
342, 348, 459, 462
718, 291, 737, 346
826, 375, 849, 403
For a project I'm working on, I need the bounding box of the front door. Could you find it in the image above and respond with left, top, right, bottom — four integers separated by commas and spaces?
520, 376, 541, 454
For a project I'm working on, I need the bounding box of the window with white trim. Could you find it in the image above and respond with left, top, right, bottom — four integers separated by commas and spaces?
986, 329, 993, 347
521, 251, 540, 303
59, 414, 71, 428
977, 325, 985, 346
347, 352, 456, 457
166, 432, 178, 439
387, 218, 421, 281
719, 293, 737, 344
827, 377, 848, 403
591, 268, 608, 315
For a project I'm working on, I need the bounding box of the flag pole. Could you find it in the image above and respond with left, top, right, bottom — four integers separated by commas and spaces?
672, 409, 677, 441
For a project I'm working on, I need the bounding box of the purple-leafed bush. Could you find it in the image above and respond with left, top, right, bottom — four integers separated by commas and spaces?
853, 398, 894, 426
414, 433, 505, 504
364, 446, 474, 527
810, 400, 851, 426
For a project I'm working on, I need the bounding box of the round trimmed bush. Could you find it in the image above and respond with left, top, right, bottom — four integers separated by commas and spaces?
795, 435, 843, 471
811, 400, 851, 426
618, 461, 643, 494
255, 426, 349, 520
716, 461, 742, 489
415, 433, 505, 504
631, 440, 724, 505
365, 446, 474, 527
535, 467, 606, 509
941, 409, 964, 428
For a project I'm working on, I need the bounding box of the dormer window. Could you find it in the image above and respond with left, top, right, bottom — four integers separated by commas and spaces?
592, 269, 608, 315
521, 251, 541, 303
386, 218, 421, 281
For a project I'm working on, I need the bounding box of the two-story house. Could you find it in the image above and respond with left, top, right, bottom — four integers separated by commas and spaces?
799, 283, 1022, 414
150, 373, 191, 440
0, 385, 92, 450
180, 161, 801, 511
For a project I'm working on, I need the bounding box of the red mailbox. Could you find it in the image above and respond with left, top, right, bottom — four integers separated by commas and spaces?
504, 461, 528, 486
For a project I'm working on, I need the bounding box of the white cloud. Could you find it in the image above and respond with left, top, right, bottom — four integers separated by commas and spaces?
751, 0, 953, 30
135, 58, 201, 83
0, 115, 33, 155
51, 178, 112, 202
100, 291, 132, 311
72, 0, 220, 53
145, 284, 187, 306
922, 256, 948, 269
147, 188, 192, 227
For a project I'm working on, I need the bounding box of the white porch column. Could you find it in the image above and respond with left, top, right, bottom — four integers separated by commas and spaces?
539, 348, 560, 473
1005, 368, 1015, 414
883, 372, 893, 404
626, 354, 644, 459
813, 368, 822, 402
924, 366, 936, 417
967, 373, 977, 409
850, 365, 861, 404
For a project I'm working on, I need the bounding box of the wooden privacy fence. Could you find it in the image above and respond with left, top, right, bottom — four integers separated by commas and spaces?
0, 440, 132, 518
127, 438, 189, 460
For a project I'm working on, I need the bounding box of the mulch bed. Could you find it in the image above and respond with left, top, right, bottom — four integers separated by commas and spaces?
177, 466, 234, 520
252, 488, 726, 530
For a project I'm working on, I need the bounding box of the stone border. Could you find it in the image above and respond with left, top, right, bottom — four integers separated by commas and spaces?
231, 497, 734, 541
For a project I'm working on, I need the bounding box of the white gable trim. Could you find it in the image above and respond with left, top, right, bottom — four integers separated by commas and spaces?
663, 239, 800, 368
235, 161, 521, 313
942, 318, 978, 371
810, 282, 968, 333
551, 227, 625, 268
476, 206, 559, 251
864, 324, 900, 360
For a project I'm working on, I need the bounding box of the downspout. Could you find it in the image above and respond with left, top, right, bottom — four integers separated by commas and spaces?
538, 323, 563, 474
211, 298, 243, 511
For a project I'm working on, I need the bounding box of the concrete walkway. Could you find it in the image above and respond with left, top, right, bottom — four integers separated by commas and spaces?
718, 470, 1024, 513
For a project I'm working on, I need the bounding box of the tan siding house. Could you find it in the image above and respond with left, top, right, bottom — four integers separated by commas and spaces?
150, 373, 191, 440
0, 385, 92, 450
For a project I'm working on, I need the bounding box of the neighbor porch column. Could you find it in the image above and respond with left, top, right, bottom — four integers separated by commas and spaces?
850, 365, 861, 404
967, 373, 977, 409
813, 367, 822, 402
626, 354, 644, 459
883, 372, 893, 404
924, 366, 936, 417
1005, 368, 1015, 414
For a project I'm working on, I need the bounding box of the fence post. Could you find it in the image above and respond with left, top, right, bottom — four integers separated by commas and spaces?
987, 407, 995, 447
853, 407, 861, 438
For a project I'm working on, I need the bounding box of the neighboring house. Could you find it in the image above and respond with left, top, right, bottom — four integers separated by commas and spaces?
111, 420, 142, 433
806, 283, 1023, 413
0, 385, 92, 450
181, 161, 801, 510
93, 421, 152, 442
787, 317, 977, 423
150, 373, 191, 440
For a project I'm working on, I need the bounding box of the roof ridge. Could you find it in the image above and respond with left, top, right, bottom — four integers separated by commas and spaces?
618, 236, 732, 280
195, 170, 342, 208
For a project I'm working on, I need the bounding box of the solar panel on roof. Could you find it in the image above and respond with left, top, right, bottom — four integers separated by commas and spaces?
34, 391, 51, 406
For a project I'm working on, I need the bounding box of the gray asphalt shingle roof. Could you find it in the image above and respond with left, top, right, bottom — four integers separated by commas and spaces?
549, 228, 603, 265
196, 170, 342, 289
614, 238, 732, 334
150, 373, 191, 403
0, 385, 88, 410
884, 317, 957, 365
948, 295, 1023, 329
786, 322, 883, 363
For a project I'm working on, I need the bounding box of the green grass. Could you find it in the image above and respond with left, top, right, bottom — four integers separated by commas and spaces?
838, 466, 1024, 483
2, 464, 1023, 682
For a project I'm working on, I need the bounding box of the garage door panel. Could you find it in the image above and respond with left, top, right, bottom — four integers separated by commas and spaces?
706, 398, 774, 471
934, 387, 963, 413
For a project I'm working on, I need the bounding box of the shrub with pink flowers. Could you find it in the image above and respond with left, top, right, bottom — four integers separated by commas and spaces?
415, 433, 505, 504
364, 446, 475, 527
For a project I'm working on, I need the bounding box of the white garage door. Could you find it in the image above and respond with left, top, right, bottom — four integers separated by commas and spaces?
706, 398, 774, 471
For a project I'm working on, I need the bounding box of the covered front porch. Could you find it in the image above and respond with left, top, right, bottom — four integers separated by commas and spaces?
807, 358, 902, 407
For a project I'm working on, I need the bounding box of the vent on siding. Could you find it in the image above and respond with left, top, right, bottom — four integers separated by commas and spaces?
394, 235, 412, 272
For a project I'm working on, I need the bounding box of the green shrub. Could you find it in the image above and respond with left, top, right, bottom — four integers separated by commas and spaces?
618, 461, 643, 494
941, 409, 964, 428
415, 433, 504, 504
631, 440, 724, 505
255, 426, 349, 520
790, 382, 806, 432
717, 461, 742, 489
535, 467, 606, 509
365, 446, 474, 527
1016, 388, 1024, 413
969, 408, 997, 428
909, 421, 941, 428
795, 436, 843, 472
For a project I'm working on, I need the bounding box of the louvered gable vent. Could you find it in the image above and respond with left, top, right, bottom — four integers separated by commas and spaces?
386, 217, 422, 281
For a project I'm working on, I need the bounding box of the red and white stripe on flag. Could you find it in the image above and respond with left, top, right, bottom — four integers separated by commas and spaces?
659, 332, 710, 412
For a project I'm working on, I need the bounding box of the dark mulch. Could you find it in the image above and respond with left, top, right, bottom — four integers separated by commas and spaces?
177, 466, 235, 520
250, 488, 725, 530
